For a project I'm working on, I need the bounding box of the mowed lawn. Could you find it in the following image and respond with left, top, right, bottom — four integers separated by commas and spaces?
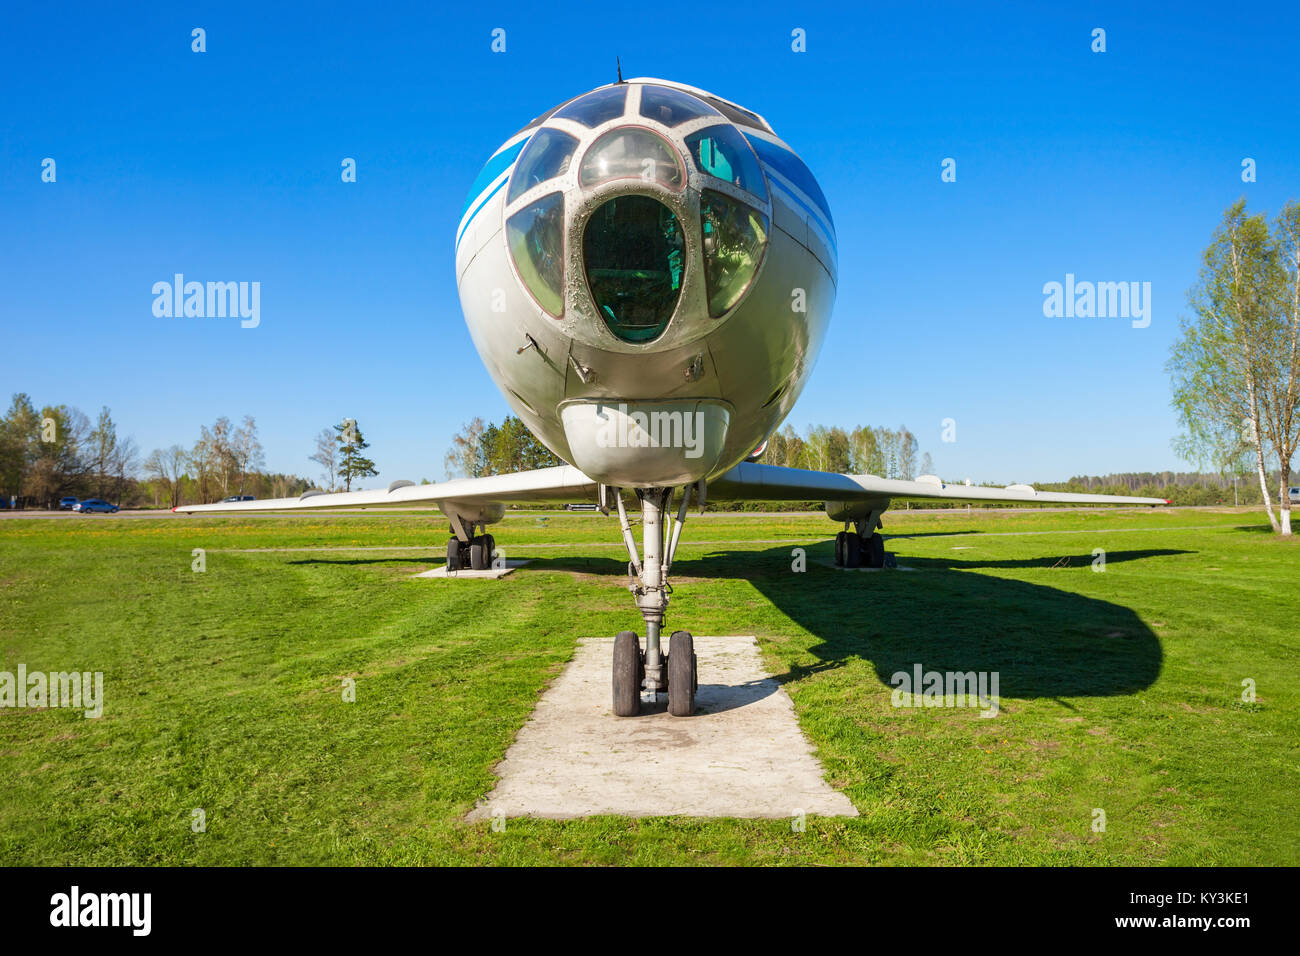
0, 506, 1295, 865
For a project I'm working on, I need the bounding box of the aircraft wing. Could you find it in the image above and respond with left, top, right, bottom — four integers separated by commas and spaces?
171, 465, 597, 514
172, 461, 1166, 517
706, 462, 1169, 506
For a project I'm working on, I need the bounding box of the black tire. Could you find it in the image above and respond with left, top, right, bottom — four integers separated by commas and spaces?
613, 631, 641, 717
668, 630, 696, 717
446, 538, 461, 571
864, 532, 886, 569
484, 533, 496, 568
845, 532, 862, 568
834, 531, 846, 566
469, 536, 487, 570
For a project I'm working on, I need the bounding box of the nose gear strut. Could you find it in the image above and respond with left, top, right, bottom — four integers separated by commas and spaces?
610, 485, 697, 717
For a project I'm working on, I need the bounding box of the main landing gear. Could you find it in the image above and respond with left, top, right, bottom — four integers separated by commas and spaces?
445, 529, 496, 571
610, 486, 698, 717
834, 519, 889, 569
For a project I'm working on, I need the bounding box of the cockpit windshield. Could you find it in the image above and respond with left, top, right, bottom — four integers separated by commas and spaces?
684, 125, 767, 200
638, 85, 721, 127
553, 86, 627, 128
507, 128, 579, 203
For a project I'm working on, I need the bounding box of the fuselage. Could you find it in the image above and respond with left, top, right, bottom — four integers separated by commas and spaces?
454, 78, 837, 487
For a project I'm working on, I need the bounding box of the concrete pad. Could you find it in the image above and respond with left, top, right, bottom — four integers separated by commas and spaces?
412, 559, 531, 579
466, 635, 858, 820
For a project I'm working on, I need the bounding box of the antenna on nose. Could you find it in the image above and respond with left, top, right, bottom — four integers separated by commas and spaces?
616, 56, 623, 83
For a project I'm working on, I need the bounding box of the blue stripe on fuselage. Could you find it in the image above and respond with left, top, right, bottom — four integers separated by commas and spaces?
743, 133, 836, 240
456, 137, 530, 250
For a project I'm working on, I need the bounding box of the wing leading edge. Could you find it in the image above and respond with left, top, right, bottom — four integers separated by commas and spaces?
172, 460, 1166, 518
706, 462, 1169, 506
171, 465, 597, 515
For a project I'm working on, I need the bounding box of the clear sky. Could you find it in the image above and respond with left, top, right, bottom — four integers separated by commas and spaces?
3, 1, 1298, 487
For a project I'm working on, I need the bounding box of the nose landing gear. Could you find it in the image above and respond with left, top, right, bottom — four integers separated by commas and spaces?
609, 486, 699, 717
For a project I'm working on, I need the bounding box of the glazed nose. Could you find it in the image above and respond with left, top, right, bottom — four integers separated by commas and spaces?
578, 126, 685, 191
582, 194, 686, 344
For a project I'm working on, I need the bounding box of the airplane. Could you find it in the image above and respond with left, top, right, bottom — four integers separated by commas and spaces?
174, 77, 1168, 718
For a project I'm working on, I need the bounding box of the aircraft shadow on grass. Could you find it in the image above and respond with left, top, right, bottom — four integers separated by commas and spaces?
523, 542, 1188, 700
287, 540, 1189, 701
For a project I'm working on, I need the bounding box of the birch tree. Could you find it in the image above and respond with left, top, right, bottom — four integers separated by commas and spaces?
309, 427, 338, 491
1170, 199, 1298, 535
1262, 201, 1300, 534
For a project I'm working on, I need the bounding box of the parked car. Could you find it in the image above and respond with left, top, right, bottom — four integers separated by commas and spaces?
1289, 486, 1300, 505
564, 502, 598, 511
221, 495, 256, 503
73, 498, 119, 514
58, 496, 79, 510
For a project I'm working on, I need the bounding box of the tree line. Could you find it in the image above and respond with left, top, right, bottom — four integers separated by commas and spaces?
0, 396, 139, 508
760, 424, 930, 478
0, 396, 387, 509
444, 416, 562, 478
1038, 470, 1282, 507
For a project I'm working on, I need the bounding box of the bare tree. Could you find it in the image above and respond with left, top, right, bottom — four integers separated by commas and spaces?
230, 416, 264, 495
444, 417, 486, 479
89, 406, 118, 498
190, 429, 214, 503
145, 444, 188, 508
309, 427, 338, 491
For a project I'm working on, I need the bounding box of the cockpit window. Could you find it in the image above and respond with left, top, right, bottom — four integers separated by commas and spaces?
553, 86, 627, 128
507, 128, 579, 203
579, 127, 684, 190
699, 189, 768, 317
702, 97, 771, 133
506, 192, 565, 317
638, 85, 721, 127
683, 125, 767, 200
583, 196, 685, 343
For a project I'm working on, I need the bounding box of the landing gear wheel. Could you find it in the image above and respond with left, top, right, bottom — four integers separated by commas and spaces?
844, 532, 863, 569
613, 630, 642, 717
484, 533, 496, 569
864, 532, 886, 569
834, 531, 846, 567
446, 538, 461, 571
469, 535, 488, 570
668, 630, 696, 717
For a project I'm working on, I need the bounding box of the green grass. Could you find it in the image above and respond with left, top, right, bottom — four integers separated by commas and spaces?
0, 506, 1296, 865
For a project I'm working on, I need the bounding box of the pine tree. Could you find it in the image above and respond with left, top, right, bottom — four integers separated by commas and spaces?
335, 419, 378, 491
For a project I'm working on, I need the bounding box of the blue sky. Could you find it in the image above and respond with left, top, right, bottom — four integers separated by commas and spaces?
3, 1, 1297, 486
